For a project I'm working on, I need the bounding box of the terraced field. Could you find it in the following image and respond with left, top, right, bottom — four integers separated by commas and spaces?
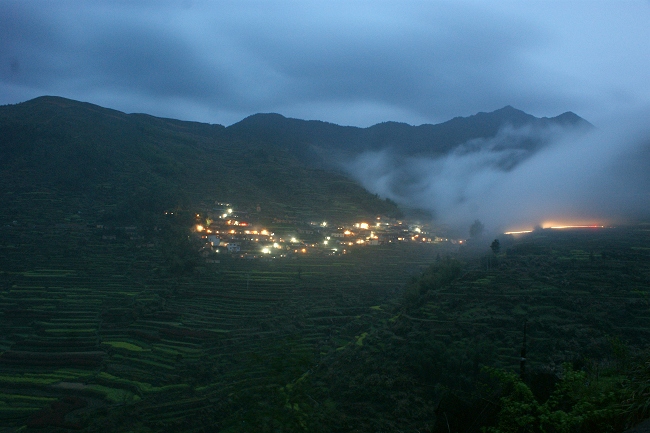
0, 219, 454, 431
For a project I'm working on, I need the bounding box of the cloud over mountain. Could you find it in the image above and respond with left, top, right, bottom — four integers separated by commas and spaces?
345, 108, 650, 233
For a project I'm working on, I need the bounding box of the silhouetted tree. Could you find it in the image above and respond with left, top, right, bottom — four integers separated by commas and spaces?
490, 239, 500, 254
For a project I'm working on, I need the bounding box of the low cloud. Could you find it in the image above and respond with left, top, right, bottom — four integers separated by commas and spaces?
345, 110, 650, 233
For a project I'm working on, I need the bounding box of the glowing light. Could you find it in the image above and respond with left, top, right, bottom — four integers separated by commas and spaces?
290, 237, 298, 243
541, 220, 607, 229
262, 247, 270, 254
301, 248, 307, 253
196, 225, 204, 232
414, 227, 421, 233
550, 225, 604, 229
261, 230, 269, 236
273, 243, 280, 248
344, 230, 351, 236
321, 222, 327, 227
323, 240, 328, 245
359, 223, 369, 230
504, 230, 533, 235
227, 208, 233, 214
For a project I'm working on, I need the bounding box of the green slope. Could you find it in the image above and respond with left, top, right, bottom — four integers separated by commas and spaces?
0, 96, 400, 225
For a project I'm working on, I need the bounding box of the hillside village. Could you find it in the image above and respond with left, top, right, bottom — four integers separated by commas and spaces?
189, 201, 464, 262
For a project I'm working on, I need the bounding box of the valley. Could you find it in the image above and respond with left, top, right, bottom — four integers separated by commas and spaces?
0, 97, 648, 432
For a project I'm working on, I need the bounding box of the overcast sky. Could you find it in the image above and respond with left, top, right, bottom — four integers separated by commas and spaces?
1, 1, 649, 127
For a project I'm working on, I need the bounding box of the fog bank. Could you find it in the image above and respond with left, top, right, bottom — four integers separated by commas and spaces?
345, 109, 650, 233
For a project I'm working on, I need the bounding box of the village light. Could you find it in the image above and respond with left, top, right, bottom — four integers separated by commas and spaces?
321, 222, 327, 227
273, 243, 280, 248
196, 225, 204, 232
323, 240, 328, 245
227, 208, 233, 214
359, 223, 369, 230
290, 237, 298, 243
262, 247, 270, 254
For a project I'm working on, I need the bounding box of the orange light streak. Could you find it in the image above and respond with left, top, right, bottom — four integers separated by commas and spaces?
550, 225, 604, 229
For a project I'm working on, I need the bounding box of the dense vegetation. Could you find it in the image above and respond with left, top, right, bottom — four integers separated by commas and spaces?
250, 227, 650, 433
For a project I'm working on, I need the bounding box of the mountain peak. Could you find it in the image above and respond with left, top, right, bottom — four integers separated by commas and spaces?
552, 111, 594, 128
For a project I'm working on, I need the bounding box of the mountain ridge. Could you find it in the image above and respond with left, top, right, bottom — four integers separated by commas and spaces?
0, 96, 592, 225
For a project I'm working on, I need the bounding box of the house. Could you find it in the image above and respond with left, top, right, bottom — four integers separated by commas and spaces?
226, 243, 241, 253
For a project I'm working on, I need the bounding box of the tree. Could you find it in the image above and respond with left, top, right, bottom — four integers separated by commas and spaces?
490, 239, 500, 254
470, 219, 484, 238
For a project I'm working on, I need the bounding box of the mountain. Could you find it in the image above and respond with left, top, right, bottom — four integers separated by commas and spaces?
0, 96, 400, 225
226, 105, 592, 165
0, 96, 591, 226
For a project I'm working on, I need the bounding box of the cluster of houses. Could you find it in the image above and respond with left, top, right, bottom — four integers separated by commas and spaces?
191, 202, 457, 261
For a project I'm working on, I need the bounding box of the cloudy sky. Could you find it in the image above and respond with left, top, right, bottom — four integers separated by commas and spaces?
2, 1, 649, 127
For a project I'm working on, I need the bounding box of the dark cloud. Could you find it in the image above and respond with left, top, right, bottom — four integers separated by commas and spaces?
1, 1, 649, 127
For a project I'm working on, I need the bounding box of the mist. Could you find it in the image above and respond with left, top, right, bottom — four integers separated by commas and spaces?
345, 109, 650, 234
